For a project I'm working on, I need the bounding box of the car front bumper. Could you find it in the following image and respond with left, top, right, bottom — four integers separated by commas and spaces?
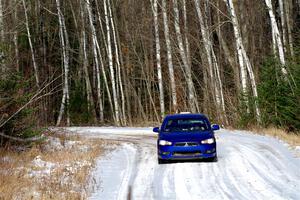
158, 143, 216, 160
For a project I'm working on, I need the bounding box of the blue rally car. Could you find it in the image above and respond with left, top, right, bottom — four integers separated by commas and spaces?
153, 113, 220, 164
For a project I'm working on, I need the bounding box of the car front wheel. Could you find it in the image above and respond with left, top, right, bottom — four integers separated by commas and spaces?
207, 155, 218, 162
158, 158, 167, 164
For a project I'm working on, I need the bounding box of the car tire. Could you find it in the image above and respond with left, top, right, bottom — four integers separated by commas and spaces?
158, 158, 166, 164
207, 155, 218, 162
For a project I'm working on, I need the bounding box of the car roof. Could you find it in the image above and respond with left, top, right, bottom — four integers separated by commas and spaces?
164, 113, 208, 120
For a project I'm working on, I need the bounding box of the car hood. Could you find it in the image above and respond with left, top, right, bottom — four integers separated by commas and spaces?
159, 131, 214, 142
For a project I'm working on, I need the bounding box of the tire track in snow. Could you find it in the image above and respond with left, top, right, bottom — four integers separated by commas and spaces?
116, 144, 137, 200
89, 143, 137, 200
174, 163, 193, 200
131, 144, 156, 200
220, 140, 283, 199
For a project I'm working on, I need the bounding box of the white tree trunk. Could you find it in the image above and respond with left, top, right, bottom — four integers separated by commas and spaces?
173, 0, 196, 113
85, 0, 104, 122
265, 0, 287, 74
0, 0, 4, 42
151, 0, 165, 119
61, 8, 71, 126
194, 0, 227, 124
56, 0, 70, 126
212, 53, 228, 124
14, 0, 19, 71
92, 0, 115, 121
162, 0, 177, 113
80, 3, 96, 121
194, 0, 214, 91
285, 0, 294, 57
182, 0, 191, 67
0, 0, 4, 78
242, 49, 261, 122
226, 0, 248, 106
108, 0, 126, 125
104, 0, 120, 125
22, 0, 40, 88
226, 0, 261, 122
14, 31, 19, 72
82, 30, 95, 114
217, 30, 239, 92
278, 0, 287, 53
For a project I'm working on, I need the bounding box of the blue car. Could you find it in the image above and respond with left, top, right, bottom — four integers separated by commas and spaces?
153, 113, 220, 164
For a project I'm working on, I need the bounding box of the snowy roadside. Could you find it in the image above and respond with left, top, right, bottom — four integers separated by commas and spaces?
245, 128, 300, 157
0, 132, 115, 200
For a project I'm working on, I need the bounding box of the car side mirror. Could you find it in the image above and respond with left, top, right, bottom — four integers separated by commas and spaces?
153, 127, 160, 133
211, 124, 220, 131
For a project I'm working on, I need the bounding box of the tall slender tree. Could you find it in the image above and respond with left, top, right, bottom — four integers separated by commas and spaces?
264, 0, 287, 74
161, 0, 177, 113
151, 0, 165, 119
226, 0, 261, 122
173, 0, 197, 113
85, 0, 105, 122
108, 0, 127, 124
104, 0, 121, 125
22, 0, 40, 88
80, 1, 97, 122
56, 0, 70, 126
194, 0, 227, 124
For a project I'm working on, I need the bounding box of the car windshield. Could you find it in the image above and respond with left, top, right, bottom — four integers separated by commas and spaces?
162, 118, 209, 132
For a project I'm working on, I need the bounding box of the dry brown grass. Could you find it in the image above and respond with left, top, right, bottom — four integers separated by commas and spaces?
250, 127, 300, 147
0, 134, 115, 200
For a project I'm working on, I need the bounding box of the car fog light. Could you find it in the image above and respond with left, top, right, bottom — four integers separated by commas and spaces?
206, 148, 216, 154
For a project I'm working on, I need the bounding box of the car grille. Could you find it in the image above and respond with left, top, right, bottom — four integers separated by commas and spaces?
174, 142, 199, 147
173, 151, 201, 156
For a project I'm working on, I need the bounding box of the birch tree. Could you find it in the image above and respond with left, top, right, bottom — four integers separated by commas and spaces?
194, 0, 227, 124
104, 0, 121, 125
278, 0, 287, 53
264, 0, 287, 74
80, 1, 96, 121
0, 0, 4, 42
226, 0, 261, 122
182, 0, 191, 67
85, 0, 105, 122
225, 0, 248, 107
107, 0, 127, 124
93, 0, 116, 122
56, 0, 70, 126
14, 0, 19, 71
173, 0, 197, 113
22, 0, 40, 88
284, 0, 294, 57
0, 0, 4, 77
151, 0, 165, 119
161, 0, 177, 113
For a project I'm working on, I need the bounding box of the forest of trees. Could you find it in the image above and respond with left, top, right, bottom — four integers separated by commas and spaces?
0, 0, 299, 141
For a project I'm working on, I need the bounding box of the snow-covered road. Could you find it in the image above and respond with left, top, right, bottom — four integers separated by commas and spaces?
66, 127, 300, 200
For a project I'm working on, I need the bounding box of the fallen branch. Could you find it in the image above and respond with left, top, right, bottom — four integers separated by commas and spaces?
0, 74, 63, 142
0, 132, 45, 142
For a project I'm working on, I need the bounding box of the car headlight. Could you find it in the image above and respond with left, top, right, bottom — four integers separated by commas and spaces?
159, 140, 172, 146
201, 138, 215, 144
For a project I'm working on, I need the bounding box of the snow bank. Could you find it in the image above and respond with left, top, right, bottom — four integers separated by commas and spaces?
28, 156, 56, 178
64, 127, 154, 136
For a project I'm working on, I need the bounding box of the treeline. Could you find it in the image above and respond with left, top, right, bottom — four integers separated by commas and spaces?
0, 0, 299, 140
